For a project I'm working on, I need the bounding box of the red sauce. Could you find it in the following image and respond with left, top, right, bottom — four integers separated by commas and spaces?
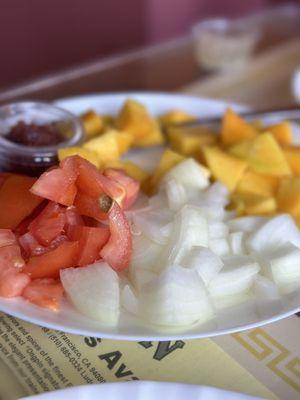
6, 121, 65, 147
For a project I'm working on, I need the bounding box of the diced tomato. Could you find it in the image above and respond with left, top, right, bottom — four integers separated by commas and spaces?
60, 156, 78, 182
0, 174, 43, 229
0, 173, 10, 189
0, 229, 17, 248
19, 232, 68, 259
30, 168, 77, 207
0, 244, 25, 272
74, 191, 108, 221
65, 207, 84, 232
104, 168, 140, 209
0, 243, 29, 298
29, 202, 66, 246
23, 241, 79, 279
76, 157, 126, 204
0, 269, 30, 298
23, 279, 63, 311
100, 202, 132, 271
68, 225, 110, 266
13, 200, 48, 237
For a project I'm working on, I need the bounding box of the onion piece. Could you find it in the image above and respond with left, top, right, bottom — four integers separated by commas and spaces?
228, 231, 246, 255
227, 216, 268, 233
209, 238, 231, 257
165, 178, 187, 211
139, 265, 214, 327
158, 205, 209, 268
208, 255, 260, 299
182, 246, 223, 285
253, 275, 280, 300
209, 222, 229, 239
131, 234, 163, 272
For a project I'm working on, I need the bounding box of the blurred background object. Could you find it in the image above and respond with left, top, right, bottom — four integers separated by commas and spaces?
0, 0, 298, 90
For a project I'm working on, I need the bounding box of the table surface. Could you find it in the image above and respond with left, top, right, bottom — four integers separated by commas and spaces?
0, 10, 299, 105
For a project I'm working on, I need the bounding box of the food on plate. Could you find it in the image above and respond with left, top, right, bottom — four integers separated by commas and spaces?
1, 98, 300, 333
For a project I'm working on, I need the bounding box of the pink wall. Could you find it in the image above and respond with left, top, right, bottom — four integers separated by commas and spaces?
0, 0, 287, 89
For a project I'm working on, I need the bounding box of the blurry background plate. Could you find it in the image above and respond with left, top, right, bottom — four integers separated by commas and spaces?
0, 92, 299, 340
21, 381, 262, 400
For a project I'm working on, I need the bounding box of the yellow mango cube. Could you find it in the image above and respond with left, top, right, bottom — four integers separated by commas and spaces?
104, 160, 149, 183
167, 126, 217, 157
134, 120, 164, 147
80, 110, 104, 138
221, 108, 257, 147
232, 193, 277, 216
283, 147, 300, 176
116, 99, 155, 139
236, 170, 278, 197
147, 149, 185, 193
83, 130, 120, 163
159, 110, 195, 126
202, 146, 247, 191
229, 133, 291, 177
277, 177, 300, 224
265, 121, 292, 146
57, 147, 100, 168
116, 131, 134, 154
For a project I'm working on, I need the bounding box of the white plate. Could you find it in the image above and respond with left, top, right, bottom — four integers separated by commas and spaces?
21, 381, 262, 400
0, 92, 300, 341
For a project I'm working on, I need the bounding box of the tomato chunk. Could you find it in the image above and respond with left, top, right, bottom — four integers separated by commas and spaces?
100, 202, 132, 271
74, 192, 108, 221
0, 229, 17, 247
23, 279, 63, 311
0, 174, 43, 229
23, 241, 79, 279
76, 157, 125, 203
104, 168, 139, 209
30, 168, 77, 207
0, 244, 25, 271
0, 269, 30, 298
29, 202, 66, 246
0, 244, 29, 298
65, 207, 84, 230
68, 225, 110, 266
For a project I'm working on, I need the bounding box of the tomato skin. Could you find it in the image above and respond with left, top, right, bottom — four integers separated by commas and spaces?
23, 279, 63, 311
30, 168, 77, 207
28, 202, 66, 246
23, 241, 79, 279
104, 168, 140, 209
68, 225, 110, 266
0, 174, 43, 229
19, 232, 68, 258
74, 191, 108, 221
100, 202, 132, 271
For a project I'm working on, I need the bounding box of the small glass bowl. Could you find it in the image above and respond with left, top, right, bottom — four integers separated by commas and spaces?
192, 18, 260, 72
0, 101, 83, 176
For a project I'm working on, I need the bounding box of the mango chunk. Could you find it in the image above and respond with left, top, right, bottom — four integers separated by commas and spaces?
58, 147, 100, 168
202, 146, 247, 191
167, 126, 217, 157
265, 121, 292, 146
148, 149, 185, 193
277, 177, 300, 224
134, 120, 164, 147
229, 133, 291, 177
159, 110, 195, 126
116, 99, 155, 139
283, 147, 300, 176
221, 108, 257, 147
116, 131, 134, 154
80, 110, 104, 138
83, 130, 119, 163
236, 170, 278, 197
232, 193, 277, 216
104, 160, 149, 183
